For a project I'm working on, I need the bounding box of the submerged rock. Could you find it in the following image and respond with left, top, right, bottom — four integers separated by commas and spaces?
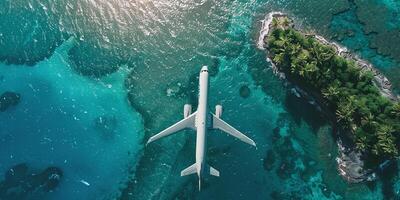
39, 167, 63, 192
276, 160, 296, 180
239, 85, 251, 98
271, 127, 281, 143
4, 163, 29, 184
0, 91, 21, 112
0, 163, 63, 199
263, 149, 276, 171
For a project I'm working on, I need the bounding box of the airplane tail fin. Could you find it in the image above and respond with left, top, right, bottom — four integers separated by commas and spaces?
181, 163, 197, 176
181, 164, 219, 177
208, 165, 220, 177
181, 163, 219, 191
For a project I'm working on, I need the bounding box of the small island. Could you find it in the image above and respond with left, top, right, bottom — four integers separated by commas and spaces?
260, 13, 400, 182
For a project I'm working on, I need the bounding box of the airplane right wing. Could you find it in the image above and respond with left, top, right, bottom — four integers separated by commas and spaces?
211, 114, 256, 147
146, 112, 197, 145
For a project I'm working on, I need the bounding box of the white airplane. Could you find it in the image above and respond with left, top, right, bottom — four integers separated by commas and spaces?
146, 66, 256, 191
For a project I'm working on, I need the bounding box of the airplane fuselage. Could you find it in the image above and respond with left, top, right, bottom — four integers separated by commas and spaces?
195, 67, 209, 180
146, 65, 256, 191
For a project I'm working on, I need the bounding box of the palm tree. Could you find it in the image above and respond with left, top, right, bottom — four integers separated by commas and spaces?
361, 112, 374, 126
319, 68, 333, 85
355, 134, 367, 152
298, 65, 307, 77
356, 140, 367, 152
281, 17, 290, 28
336, 97, 356, 128
375, 124, 398, 156
320, 46, 335, 63
271, 35, 294, 67
391, 103, 400, 118
288, 43, 301, 56
379, 124, 395, 134
308, 42, 334, 67
273, 53, 285, 65
322, 85, 339, 101
290, 58, 304, 74
274, 34, 291, 50
302, 62, 318, 79
298, 49, 310, 61
271, 18, 279, 28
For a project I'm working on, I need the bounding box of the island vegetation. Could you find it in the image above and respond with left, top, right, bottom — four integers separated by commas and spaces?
265, 16, 400, 162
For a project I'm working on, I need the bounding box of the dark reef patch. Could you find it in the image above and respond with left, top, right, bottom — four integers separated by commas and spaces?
329, 0, 400, 70
271, 127, 281, 143
377, 161, 399, 199
0, 163, 63, 199
353, 0, 400, 62
276, 0, 350, 35
263, 149, 276, 171
239, 85, 251, 98
0, 92, 21, 112
275, 137, 298, 180
68, 43, 126, 77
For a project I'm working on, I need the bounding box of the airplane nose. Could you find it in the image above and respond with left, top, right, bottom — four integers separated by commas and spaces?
201, 66, 208, 72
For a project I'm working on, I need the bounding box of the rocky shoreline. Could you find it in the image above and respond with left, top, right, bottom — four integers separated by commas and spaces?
258, 12, 398, 183
312, 35, 398, 101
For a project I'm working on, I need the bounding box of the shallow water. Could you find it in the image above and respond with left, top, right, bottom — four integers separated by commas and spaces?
0, 38, 144, 199
0, 0, 399, 199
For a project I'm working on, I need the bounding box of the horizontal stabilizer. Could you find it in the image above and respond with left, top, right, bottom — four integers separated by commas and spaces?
208, 165, 220, 177
212, 113, 256, 147
147, 112, 197, 145
181, 163, 197, 176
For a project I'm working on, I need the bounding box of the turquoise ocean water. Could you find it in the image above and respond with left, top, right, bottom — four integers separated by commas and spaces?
0, 0, 399, 199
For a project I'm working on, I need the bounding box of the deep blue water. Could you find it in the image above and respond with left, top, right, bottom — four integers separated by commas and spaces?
0, 0, 399, 199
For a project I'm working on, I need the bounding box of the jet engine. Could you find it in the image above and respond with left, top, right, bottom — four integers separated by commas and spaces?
215, 105, 222, 118
184, 104, 192, 118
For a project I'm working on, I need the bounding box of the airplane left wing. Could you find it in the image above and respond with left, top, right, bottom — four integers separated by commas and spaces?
212, 114, 256, 147
146, 112, 197, 145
